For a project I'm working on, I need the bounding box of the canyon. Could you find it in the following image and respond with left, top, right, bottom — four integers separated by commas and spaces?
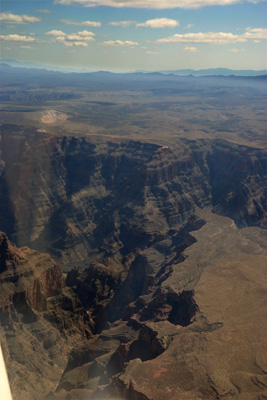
0, 67, 266, 399
0, 125, 266, 262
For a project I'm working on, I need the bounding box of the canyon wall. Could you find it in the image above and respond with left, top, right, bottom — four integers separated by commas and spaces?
0, 125, 266, 263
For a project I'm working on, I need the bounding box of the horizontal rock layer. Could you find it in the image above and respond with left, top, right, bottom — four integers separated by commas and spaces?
0, 125, 266, 263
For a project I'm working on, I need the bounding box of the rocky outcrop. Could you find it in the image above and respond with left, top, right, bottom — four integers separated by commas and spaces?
0, 231, 64, 316
0, 233, 92, 400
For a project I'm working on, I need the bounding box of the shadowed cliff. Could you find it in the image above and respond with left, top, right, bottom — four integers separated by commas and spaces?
0, 125, 266, 263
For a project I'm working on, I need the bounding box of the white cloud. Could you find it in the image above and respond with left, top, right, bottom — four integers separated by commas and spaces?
64, 40, 89, 46
81, 30, 95, 35
45, 30, 66, 36
53, 0, 265, 9
244, 27, 267, 39
109, 18, 179, 28
45, 29, 95, 46
20, 45, 32, 49
137, 18, 179, 28
108, 20, 135, 27
146, 50, 159, 54
185, 23, 193, 29
183, 46, 198, 51
61, 19, 102, 26
0, 12, 41, 24
157, 32, 248, 44
66, 30, 95, 39
157, 28, 267, 45
0, 34, 36, 42
102, 40, 139, 46
229, 48, 245, 52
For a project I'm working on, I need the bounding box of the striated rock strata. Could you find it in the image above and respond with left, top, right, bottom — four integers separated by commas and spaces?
0, 125, 266, 263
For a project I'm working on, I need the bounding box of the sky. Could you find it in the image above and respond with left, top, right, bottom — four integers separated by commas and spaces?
0, 0, 266, 71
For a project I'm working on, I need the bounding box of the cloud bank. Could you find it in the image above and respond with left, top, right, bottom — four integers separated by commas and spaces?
156, 27, 267, 44
0, 12, 41, 24
54, 0, 264, 9
102, 39, 139, 46
0, 34, 36, 42
45, 29, 95, 46
109, 18, 179, 28
61, 19, 102, 26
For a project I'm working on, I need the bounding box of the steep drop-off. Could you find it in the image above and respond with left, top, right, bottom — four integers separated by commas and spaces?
0, 125, 266, 263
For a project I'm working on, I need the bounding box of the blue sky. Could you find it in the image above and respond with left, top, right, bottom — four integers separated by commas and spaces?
0, 0, 266, 71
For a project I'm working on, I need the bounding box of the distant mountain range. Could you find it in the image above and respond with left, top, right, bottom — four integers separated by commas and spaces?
1, 59, 266, 76
138, 67, 267, 76
1, 59, 93, 73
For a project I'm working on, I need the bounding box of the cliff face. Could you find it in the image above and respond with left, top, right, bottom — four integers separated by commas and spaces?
0, 232, 92, 400
0, 125, 267, 400
0, 125, 266, 263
